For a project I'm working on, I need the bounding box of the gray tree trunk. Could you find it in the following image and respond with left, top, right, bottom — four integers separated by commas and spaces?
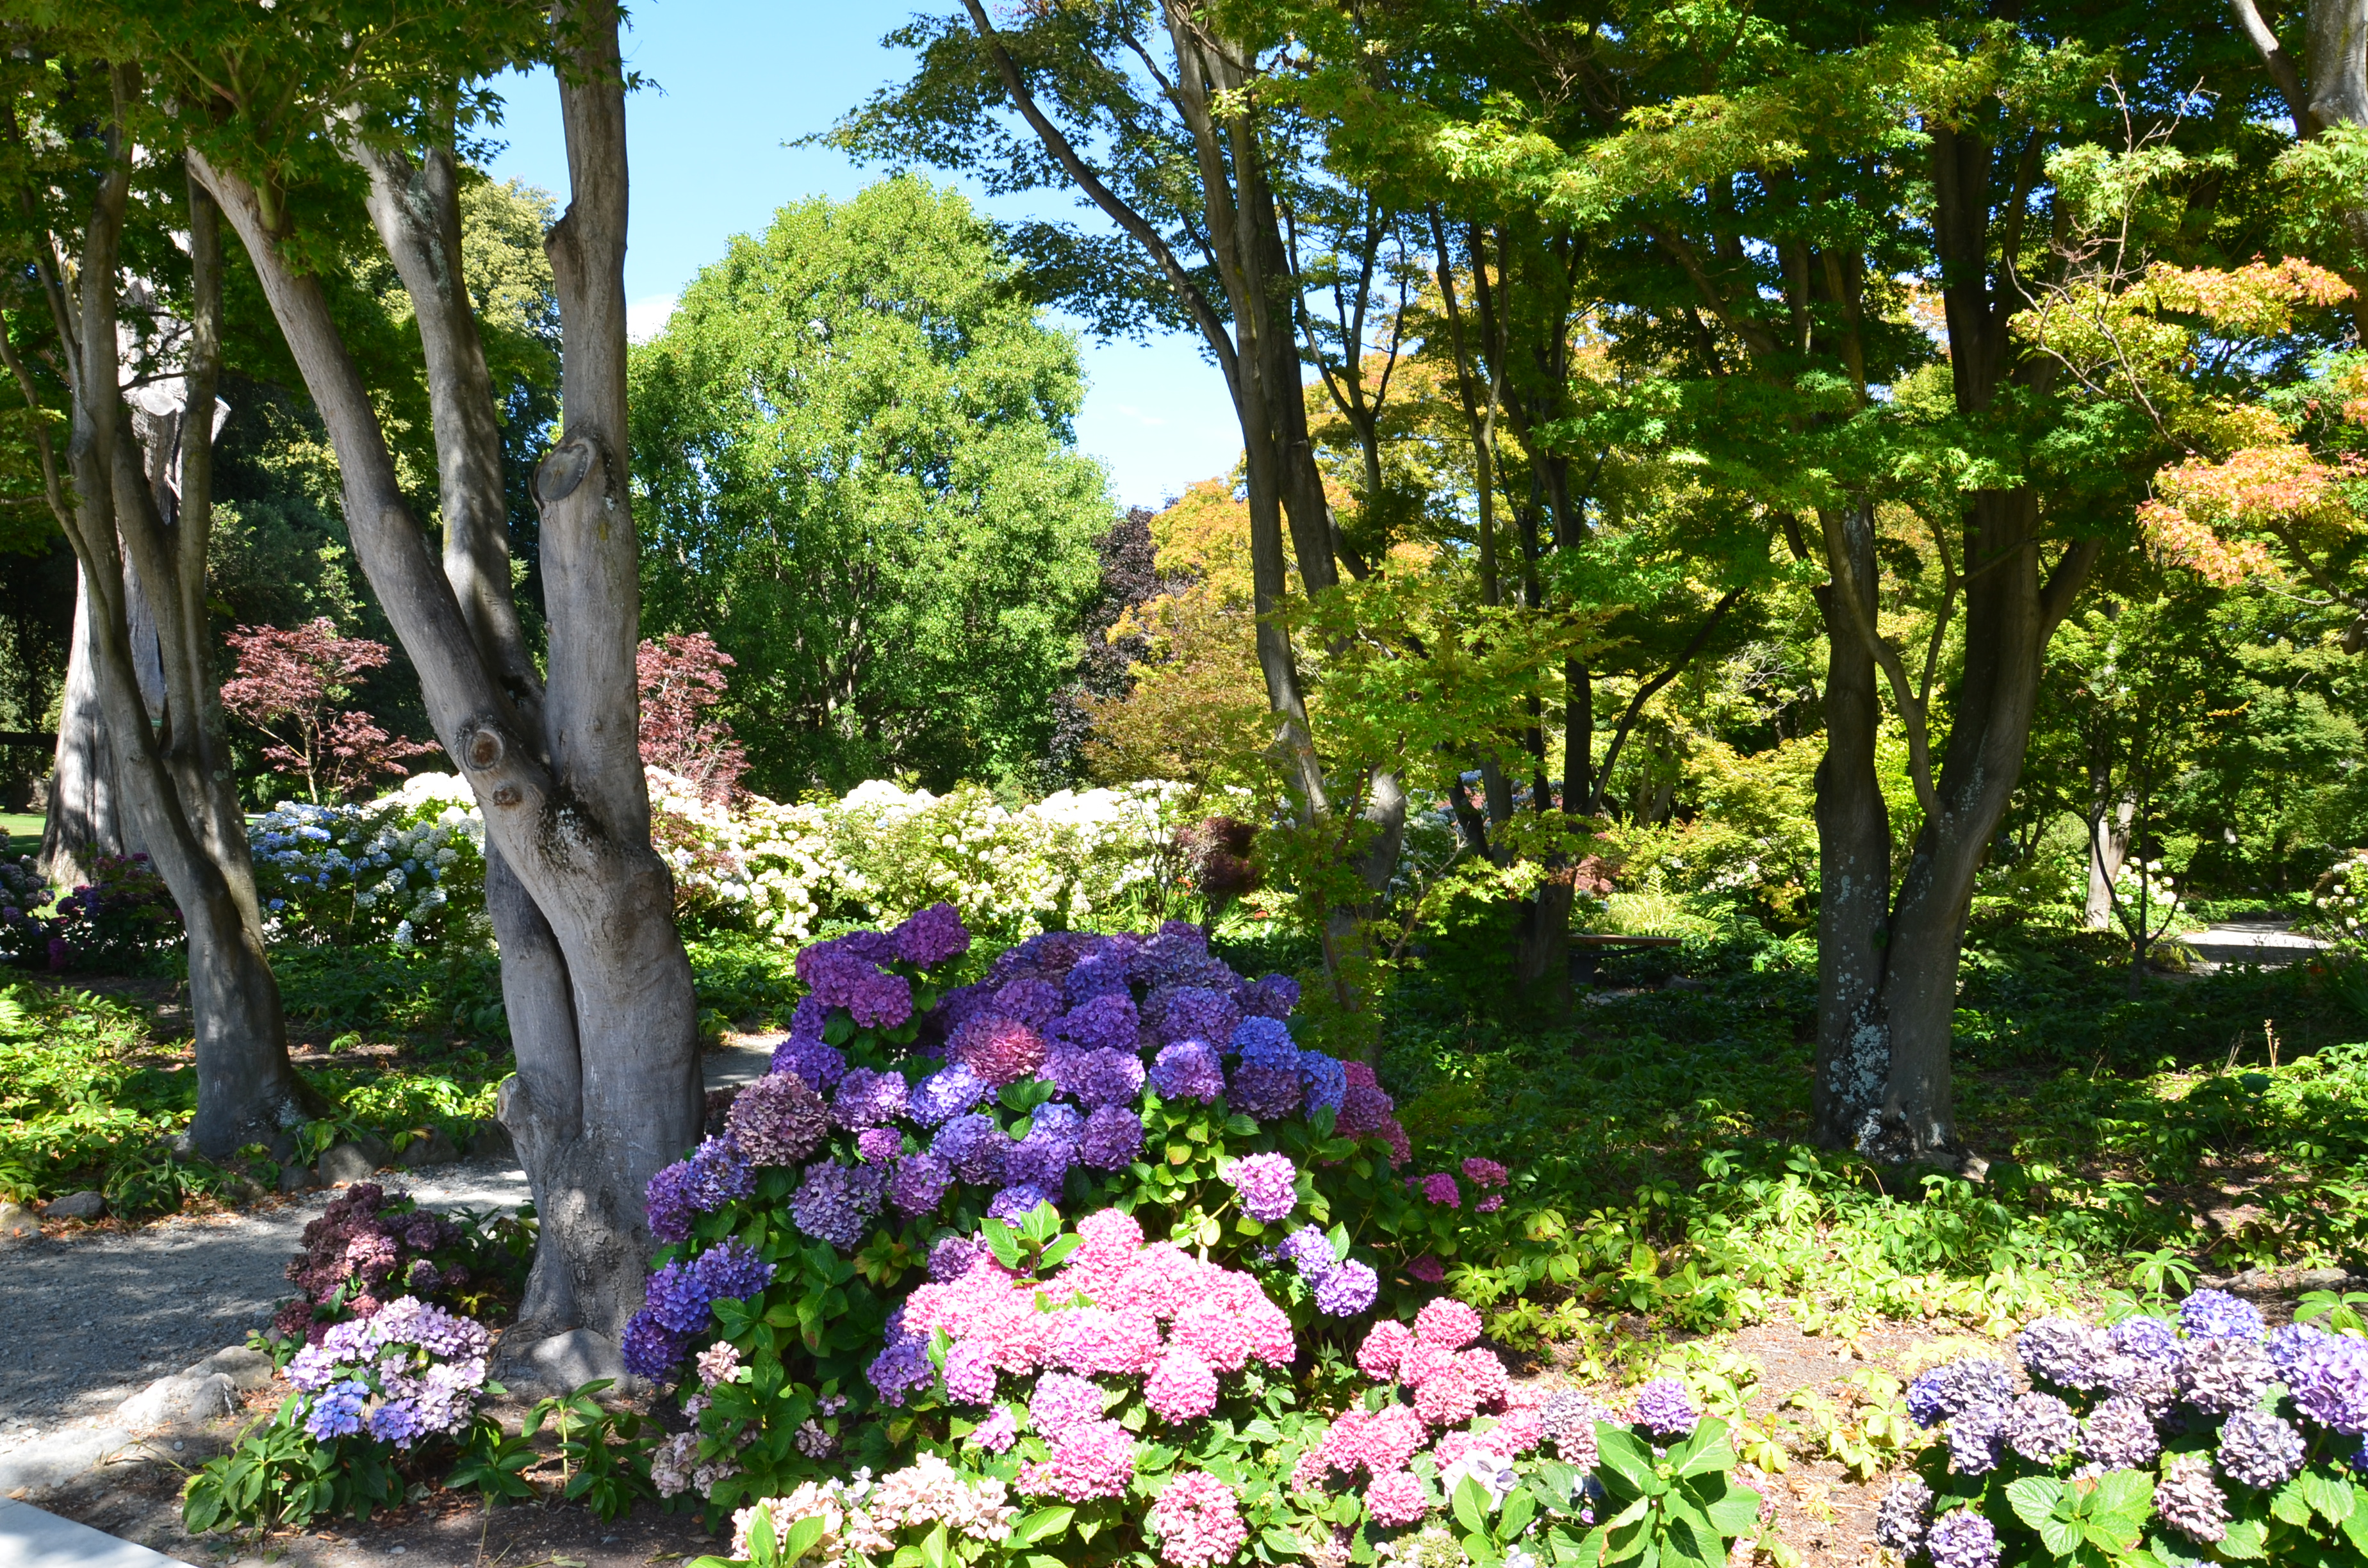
194, 1, 700, 1346
40, 566, 136, 885
2085, 791, 2134, 929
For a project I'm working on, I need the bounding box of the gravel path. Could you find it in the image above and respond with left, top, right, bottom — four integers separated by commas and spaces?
0, 1157, 531, 1460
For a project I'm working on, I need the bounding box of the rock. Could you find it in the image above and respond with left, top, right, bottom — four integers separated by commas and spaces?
316, 1136, 391, 1186
0, 1200, 38, 1241
277, 1159, 315, 1193
507, 1328, 628, 1396
189, 1346, 277, 1392
468, 1121, 516, 1163
0, 1425, 134, 1491
397, 1127, 463, 1168
40, 1190, 105, 1221
116, 1371, 238, 1430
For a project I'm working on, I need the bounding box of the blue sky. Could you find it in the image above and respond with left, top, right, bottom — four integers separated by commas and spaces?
482, 3, 1235, 511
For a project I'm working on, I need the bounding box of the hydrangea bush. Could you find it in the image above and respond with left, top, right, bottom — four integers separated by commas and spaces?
249, 772, 486, 950
625, 910, 1561, 1508
1877, 1289, 2368, 1566
271, 1182, 531, 1343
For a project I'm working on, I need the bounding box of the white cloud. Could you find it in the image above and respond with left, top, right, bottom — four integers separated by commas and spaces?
626, 293, 678, 345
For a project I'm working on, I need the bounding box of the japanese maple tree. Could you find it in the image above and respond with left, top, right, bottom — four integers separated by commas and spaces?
222, 619, 438, 802
636, 631, 745, 802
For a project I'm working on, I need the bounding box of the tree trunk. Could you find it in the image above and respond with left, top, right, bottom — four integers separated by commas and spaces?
195, 3, 700, 1346
40, 566, 136, 885
2085, 789, 2134, 929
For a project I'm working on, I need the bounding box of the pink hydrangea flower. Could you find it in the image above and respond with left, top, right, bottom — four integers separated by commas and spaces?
1413, 1368, 1482, 1427
1051, 1307, 1163, 1378
1477, 1193, 1504, 1213
1413, 1298, 1483, 1351
1365, 1469, 1429, 1527
1399, 1343, 1456, 1387
1172, 1299, 1256, 1372
1461, 1157, 1509, 1188
1418, 1173, 1461, 1207
1018, 1417, 1136, 1501
1406, 1254, 1445, 1283
1148, 1471, 1249, 1568
1145, 1346, 1220, 1424
1459, 1346, 1509, 1406
1358, 1319, 1415, 1381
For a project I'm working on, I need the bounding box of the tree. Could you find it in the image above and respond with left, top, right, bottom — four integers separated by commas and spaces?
133, 0, 701, 1346
0, 40, 327, 1156
637, 632, 745, 803
629, 177, 1112, 795
221, 619, 437, 802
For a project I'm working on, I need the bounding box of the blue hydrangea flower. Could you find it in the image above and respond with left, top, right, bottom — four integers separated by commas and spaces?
690, 1237, 775, 1303
2180, 1289, 2264, 1341
1231, 1015, 1297, 1070
1298, 1050, 1347, 1115
644, 1260, 714, 1334
911, 1063, 991, 1127
933, 1112, 1008, 1186
304, 1379, 370, 1441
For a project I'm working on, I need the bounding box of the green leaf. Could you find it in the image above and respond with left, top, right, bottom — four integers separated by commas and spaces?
1262, 1527, 1305, 1558
1010, 1507, 1073, 1548
1693, 1476, 1761, 1539
785, 1512, 828, 1563
921, 1522, 950, 1568
1501, 1485, 1538, 1539
1675, 1418, 1736, 1479
1591, 1423, 1659, 1498
982, 1220, 1025, 1271
2271, 1480, 2314, 1527
2089, 1468, 2155, 1526
2217, 1516, 2269, 1560
2008, 1476, 2068, 1534
2299, 1470, 2355, 1525
1453, 1476, 1490, 1537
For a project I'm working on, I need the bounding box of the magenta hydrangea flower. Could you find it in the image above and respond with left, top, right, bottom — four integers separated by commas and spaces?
1461, 1157, 1509, 1189
955, 1015, 1048, 1088
1028, 1371, 1107, 1441
943, 1339, 998, 1404
1223, 1152, 1299, 1223
1418, 1173, 1461, 1207
1151, 1041, 1225, 1102
1336, 1082, 1393, 1136
893, 902, 970, 967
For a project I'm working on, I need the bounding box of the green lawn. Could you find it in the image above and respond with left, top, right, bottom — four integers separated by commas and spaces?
2, 812, 42, 860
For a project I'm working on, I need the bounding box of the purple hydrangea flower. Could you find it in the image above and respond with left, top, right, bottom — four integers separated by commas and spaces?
689, 1237, 775, 1303
1156, 987, 1243, 1048
992, 978, 1064, 1028
1078, 1105, 1144, 1170
1228, 1063, 1302, 1120
1277, 1228, 1337, 1278
2217, 1409, 2306, 1489
645, 1161, 700, 1246
2180, 1335, 2276, 1416
2180, 1289, 2264, 1341
1150, 1041, 1225, 1103
1907, 1358, 2016, 1427
1129, 920, 1213, 987
1006, 1127, 1076, 1191
1049, 994, 1139, 1054
889, 1152, 953, 1216
791, 1159, 885, 1249
2005, 1392, 2080, 1464
989, 1184, 1057, 1223
869, 1325, 934, 1407
933, 1112, 1008, 1186
857, 1126, 903, 1164
1631, 1378, 1698, 1440
1223, 1152, 1299, 1223
1028, 1371, 1105, 1439
686, 1136, 755, 1210
2110, 1315, 2178, 1360
771, 1029, 848, 1097
727, 1072, 828, 1166
1873, 1476, 1934, 1556
2156, 1455, 2228, 1543
833, 1067, 910, 1129
1948, 1401, 2009, 1476
929, 1234, 991, 1280
1298, 1050, 1347, 1115
912, 1063, 992, 1127
2276, 1325, 2368, 1435
1337, 1083, 1393, 1136
644, 1261, 714, 1334
1230, 1015, 1297, 1069
1062, 952, 1131, 1007
893, 903, 970, 967
365, 1397, 427, 1448
2019, 1318, 2112, 1391
1924, 1510, 2000, 1568
621, 1310, 688, 1378
943, 1340, 998, 1404
1313, 1260, 1379, 1316
2080, 1394, 2160, 1469
1240, 972, 1299, 1019
1067, 1047, 1145, 1109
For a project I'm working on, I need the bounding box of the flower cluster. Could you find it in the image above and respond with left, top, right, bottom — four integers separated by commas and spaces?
1883, 1292, 2368, 1564
284, 1295, 491, 1449
249, 772, 484, 951
1147, 1471, 1251, 1568
730, 1457, 1019, 1567
274, 1182, 472, 1341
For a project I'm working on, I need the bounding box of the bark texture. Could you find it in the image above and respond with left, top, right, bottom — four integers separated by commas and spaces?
193, 6, 699, 1344
40, 567, 137, 885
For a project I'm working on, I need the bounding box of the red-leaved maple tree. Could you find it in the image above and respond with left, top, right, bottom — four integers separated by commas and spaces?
220, 619, 438, 802
637, 631, 746, 802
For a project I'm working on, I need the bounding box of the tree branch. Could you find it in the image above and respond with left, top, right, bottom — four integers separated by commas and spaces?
1588, 588, 1743, 815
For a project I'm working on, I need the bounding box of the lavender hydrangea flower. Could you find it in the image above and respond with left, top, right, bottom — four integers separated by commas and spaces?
887, 1152, 952, 1216
929, 1234, 990, 1280
1873, 1476, 1934, 1556
1277, 1228, 1338, 1278
1231, 1015, 1297, 1068
1156, 987, 1244, 1048
1948, 1401, 2009, 1476
989, 1184, 1057, 1223
2278, 1325, 2368, 1435
690, 1237, 775, 1303
1150, 1040, 1225, 1103
933, 1113, 1008, 1186
1224, 1152, 1299, 1223
1078, 1105, 1144, 1170
1298, 1050, 1348, 1115
2217, 1409, 2306, 1489
1907, 1359, 2016, 1427
1229, 1064, 1302, 1120
1631, 1379, 1698, 1440
857, 1126, 903, 1164
2080, 1394, 2160, 1469
1313, 1260, 1379, 1317
2181, 1335, 2276, 1416
992, 977, 1064, 1028
1049, 993, 1139, 1054
2110, 1315, 2178, 1360
893, 903, 970, 967
621, 1310, 689, 1379
727, 1072, 828, 1166
2156, 1455, 2228, 1542
2019, 1318, 2112, 1391
2180, 1289, 2264, 1341
1924, 1510, 2000, 1568
2006, 1392, 2081, 1465
1240, 972, 1299, 1019
911, 1063, 992, 1127
791, 1159, 885, 1249
832, 1067, 910, 1129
